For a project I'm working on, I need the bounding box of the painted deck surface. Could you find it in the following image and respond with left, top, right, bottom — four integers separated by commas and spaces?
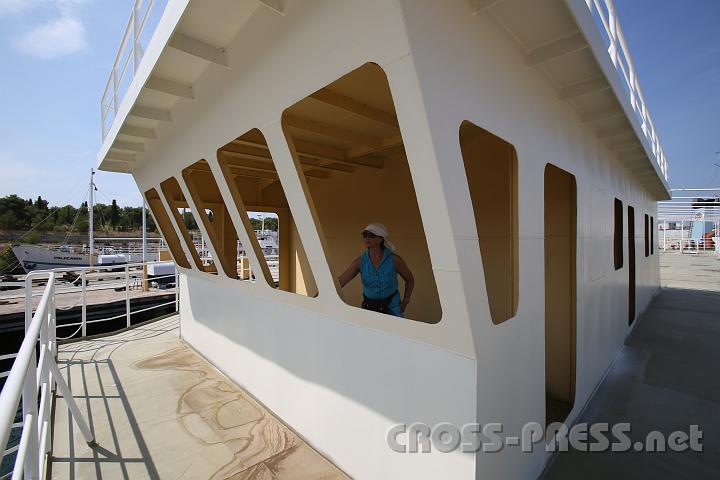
49, 316, 349, 479
545, 251, 720, 478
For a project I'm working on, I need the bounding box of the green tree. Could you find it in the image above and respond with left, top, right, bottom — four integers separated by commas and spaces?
110, 199, 120, 227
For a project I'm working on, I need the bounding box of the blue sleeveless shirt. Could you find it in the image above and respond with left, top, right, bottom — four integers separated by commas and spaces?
359, 248, 402, 317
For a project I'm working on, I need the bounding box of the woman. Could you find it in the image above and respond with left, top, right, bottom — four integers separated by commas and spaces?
337, 223, 414, 317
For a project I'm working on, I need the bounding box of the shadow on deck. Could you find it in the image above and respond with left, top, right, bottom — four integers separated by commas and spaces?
50, 316, 348, 479
544, 252, 720, 479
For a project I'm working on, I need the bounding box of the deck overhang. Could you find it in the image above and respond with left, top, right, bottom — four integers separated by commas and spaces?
97, 0, 671, 202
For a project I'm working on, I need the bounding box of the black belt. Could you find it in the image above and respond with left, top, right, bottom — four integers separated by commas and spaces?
362, 290, 398, 314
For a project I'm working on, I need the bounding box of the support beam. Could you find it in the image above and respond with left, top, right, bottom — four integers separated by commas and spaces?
229, 138, 383, 169
232, 130, 353, 163
471, 0, 504, 14
106, 150, 136, 162
346, 134, 404, 159
119, 125, 156, 139
612, 144, 645, 156
224, 162, 329, 180
298, 157, 355, 173
309, 88, 399, 128
606, 137, 640, 151
560, 76, 610, 100
130, 105, 172, 122
597, 125, 632, 139
259, 0, 284, 15
168, 33, 228, 67
102, 160, 133, 173
112, 140, 145, 152
618, 151, 647, 163
528, 32, 589, 66
145, 76, 194, 100
283, 115, 383, 148
581, 105, 624, 123
222, 149, 354, 174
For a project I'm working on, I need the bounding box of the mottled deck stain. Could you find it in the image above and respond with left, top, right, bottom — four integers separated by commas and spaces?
135, 345, 348, 479
51, 316, 349, 480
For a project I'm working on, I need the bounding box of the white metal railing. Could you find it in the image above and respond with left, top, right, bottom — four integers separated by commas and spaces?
0, 261, 178, 478
0, 272, 94, 480
586, 0, 669, 181
100, 0, 157, 140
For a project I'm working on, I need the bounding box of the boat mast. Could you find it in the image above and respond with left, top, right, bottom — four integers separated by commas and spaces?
142, 200, 147, 263
89, 168, 95, 267
142, 197, 148, 291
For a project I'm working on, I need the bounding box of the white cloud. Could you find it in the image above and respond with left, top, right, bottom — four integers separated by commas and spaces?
2, 0, 90, 59
0, 0, 86, 16
13, 14, 88, 59
0, 0, 42, 17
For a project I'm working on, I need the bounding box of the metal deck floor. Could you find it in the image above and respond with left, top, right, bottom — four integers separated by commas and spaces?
544, 252, 720, 478
49, 316, 348, 480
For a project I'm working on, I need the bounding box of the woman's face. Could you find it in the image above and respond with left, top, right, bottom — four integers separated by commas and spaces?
362, 231, 383, 249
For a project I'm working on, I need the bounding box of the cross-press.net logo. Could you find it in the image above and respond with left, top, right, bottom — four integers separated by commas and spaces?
386, 422, 703, 453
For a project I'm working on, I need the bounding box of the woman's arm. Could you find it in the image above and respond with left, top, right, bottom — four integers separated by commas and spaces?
338, 257, 361, 288
395, 255, 414, 312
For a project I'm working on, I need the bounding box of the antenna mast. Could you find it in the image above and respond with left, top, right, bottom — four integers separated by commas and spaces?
89, 169, 95, 267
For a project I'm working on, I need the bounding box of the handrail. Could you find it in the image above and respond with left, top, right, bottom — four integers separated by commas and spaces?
0, 273, 54, 466
586, 0, 669, 181
100, 0, 157, 140
0, 260, 179, 477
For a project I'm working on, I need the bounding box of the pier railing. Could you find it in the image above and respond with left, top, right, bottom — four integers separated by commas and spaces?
585, 0, 669, 180
0, 261, 178, 478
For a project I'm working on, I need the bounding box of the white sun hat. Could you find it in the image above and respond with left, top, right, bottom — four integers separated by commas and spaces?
361, 223, 396, 252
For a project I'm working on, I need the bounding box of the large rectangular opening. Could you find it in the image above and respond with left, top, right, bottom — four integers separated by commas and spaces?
651, 216, 655, 255
280, 62, 441, 323
216, 129, 318, 296
458, 121, 518, 325
613, 198, 623, 270
544, 164, 577, 426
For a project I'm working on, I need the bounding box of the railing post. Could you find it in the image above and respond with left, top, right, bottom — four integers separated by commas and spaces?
175, 268, 179, 313
39, 281, 53, 461
133, 0, 144, 73
22, 275, 40, 479
50, 280, 57, 360
81, 270, 87, 338
101, 102, 107, 140
112, 67, 119, 114
126, 265, 131, 328
680, 220, 684, 253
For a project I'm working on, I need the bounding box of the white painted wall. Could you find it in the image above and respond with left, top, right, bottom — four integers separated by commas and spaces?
396, 0, 660, 477
134, 0, 478, 478
123, 0, 663, 478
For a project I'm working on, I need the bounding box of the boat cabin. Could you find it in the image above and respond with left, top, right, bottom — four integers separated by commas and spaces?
98, 0, 670, 477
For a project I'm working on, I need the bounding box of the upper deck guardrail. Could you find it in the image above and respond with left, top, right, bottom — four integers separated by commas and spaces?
585, 0, 669, 181
99, 0, 669, 183
100, 0, 159, 140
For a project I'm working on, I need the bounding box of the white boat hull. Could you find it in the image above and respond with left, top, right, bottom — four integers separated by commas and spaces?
11, 245, 159, 273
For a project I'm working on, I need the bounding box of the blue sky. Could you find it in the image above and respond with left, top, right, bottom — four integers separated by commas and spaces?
615, 0, 720, 189
0, 0, 718, 208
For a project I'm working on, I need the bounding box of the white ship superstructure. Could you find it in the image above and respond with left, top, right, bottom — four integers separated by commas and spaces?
90, 0, 670, 477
